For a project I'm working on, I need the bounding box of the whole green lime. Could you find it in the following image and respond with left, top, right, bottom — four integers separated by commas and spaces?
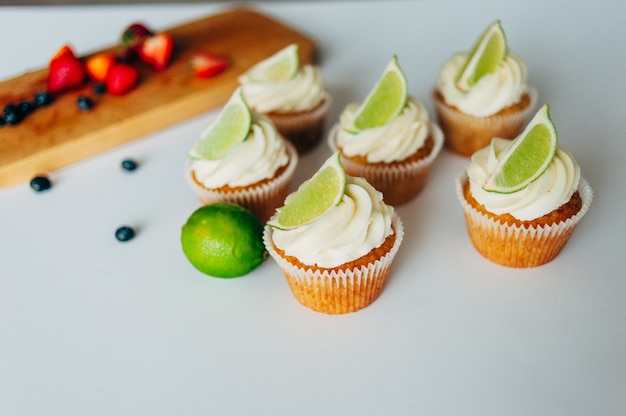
181, 202, 268, 278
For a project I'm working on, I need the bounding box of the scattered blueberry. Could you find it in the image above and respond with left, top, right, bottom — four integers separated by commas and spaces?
115, 226, 136, 242
1, 95, 51, 126
19, 100, 35, 115
93, 82, 107, 95
77, 96, 94, 112
30, 175, 52, 192
0, 115, 5, 126
34, 91, 53, 107
3, 107, 22, 125
121, 158, 138, 171
3, 103, 19, 114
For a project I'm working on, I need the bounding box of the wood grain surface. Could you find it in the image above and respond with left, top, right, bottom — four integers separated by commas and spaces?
0, 7, 317, 188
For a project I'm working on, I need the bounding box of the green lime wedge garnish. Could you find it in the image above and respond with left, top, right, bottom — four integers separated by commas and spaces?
245, 43, 300, 82
483, 103, 558, 194
191, 87, 252, 160
351, 55, 408, 132
268, 152, 346, 230
456, 20, 507, 91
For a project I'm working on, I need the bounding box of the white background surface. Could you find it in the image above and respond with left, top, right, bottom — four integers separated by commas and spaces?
1, 1, 625, 415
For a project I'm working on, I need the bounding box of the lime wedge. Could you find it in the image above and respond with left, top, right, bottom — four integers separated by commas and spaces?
456, 20, 507, 91
351, 55, 408, 132
245, 43, 300, 82
191, 87, 252, 160
268, 152, 346, 230
483, 103, 558, 194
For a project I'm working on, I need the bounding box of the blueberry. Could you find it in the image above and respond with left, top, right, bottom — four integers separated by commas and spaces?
34, 91, 53, 107
77, 96, 94, 112
0, 115, 5, 126
93, 82, 106, 95
121, 158, 138, 171
19, 100, 34, 115
115, 226, 135, 242
30, 175, 52, 192
3, 107, 22, 125
3, 103, 19, 114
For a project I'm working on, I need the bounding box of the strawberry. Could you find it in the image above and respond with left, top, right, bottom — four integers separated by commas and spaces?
121, 22, 153, 53
85, 52, 117, 82
47, 54, 86, 93
105, 63, 139, 95
189, 51, 228, 78
49, 44, 76, 65
138, 33, 174, 72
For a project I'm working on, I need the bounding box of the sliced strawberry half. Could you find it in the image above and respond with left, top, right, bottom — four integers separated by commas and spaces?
120, 22, 154, 59
121, 22, 153, 49
47, 54, 86, 93
138, 33, 174, 72
105, 63, 139, 95
189, 51, 228, 78
49, 44, 77, 65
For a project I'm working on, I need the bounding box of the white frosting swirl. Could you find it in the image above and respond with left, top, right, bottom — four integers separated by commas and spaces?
189, 113, 289, 188
436, 51, 529, 117
239, 65, 327, 113
271, 176, 395, 268
468, 138, 580, 221
335, 96, 430, 163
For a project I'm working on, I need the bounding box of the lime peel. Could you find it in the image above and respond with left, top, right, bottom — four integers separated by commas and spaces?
268, 152, 346, 230
456, 20, 507, 92
350, 55, 408, 132
483, 103, 558, 194
191, 87, 252, 160
244, 43, 300, 82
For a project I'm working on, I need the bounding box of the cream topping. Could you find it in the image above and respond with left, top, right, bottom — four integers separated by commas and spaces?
468, 138, 580, 221
271, 176, 395, 268
189, 113, 289, 188
335, 96, 430, 163
239, 65, 327, 113
436, 51, 529, 117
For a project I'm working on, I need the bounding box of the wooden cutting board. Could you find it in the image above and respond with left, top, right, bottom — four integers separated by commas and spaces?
0, 7, 317, 189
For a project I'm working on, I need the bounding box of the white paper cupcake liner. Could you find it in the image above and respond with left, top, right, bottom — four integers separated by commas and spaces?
455, 169, 593, 267
185, 140, 298, 223
263, 213, 404, 314
328, 122, 444, 205
266, 93, 331, 154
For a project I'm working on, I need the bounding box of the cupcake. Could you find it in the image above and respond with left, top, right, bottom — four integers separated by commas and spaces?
433, 20, 537, 157
238, 43, 330, 153
185, 88, 298, 223
455, 104, 592, 268
328, 56, 443, 206
264, 152, 404, 314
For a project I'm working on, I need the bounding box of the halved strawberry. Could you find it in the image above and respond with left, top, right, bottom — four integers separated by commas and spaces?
138, 33, 174, 72
49, 44, 77, 65
85, 52, 117, 82
121, 22, 154, 52
47, 54, 86, 93
105, 63, 139, 95
189, 51, 228, 78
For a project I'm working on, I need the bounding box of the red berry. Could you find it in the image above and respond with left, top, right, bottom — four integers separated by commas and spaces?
49, 44, 77, 65
105, 63, 139, 95
138, 33, 174, 72
47, 55, 86, 93
121, 22, 154, 53
189, 51, 228, 78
